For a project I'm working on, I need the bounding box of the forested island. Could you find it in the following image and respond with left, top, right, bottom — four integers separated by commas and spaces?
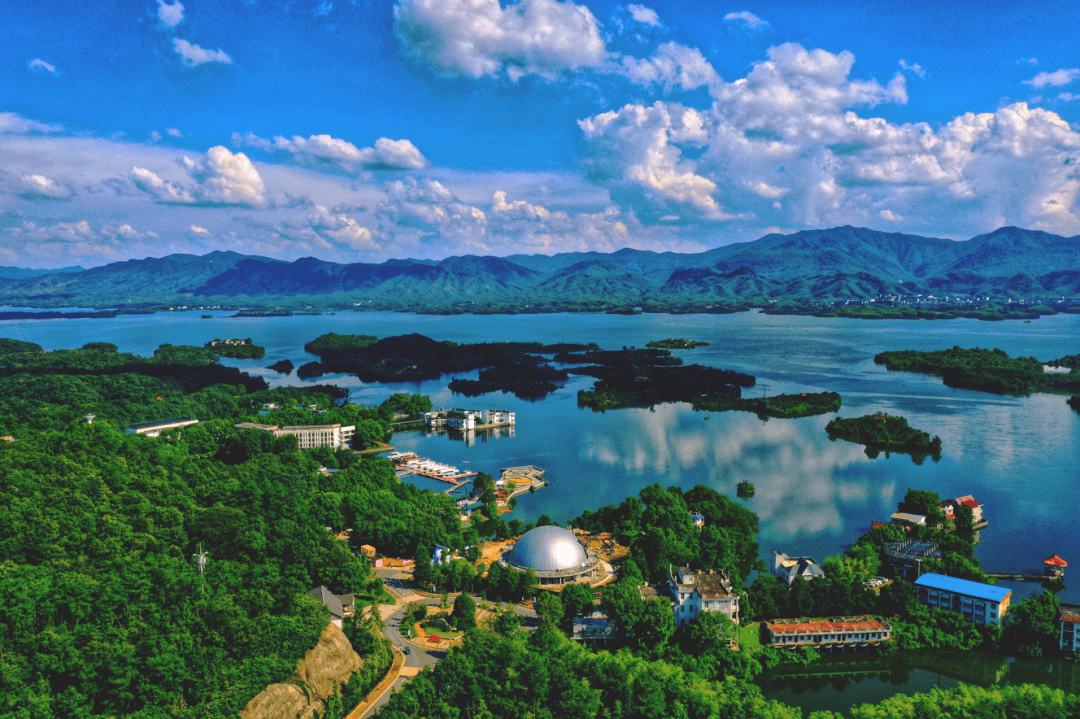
875, 346, 1080, 395
826, 414, 943, 463
696, 391, 842, 419
563, 347, 755, 411
204, 337, 266, 359
646, 338, 710, 349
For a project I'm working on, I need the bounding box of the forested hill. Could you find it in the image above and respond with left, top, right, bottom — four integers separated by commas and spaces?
2, 226, 1080, 309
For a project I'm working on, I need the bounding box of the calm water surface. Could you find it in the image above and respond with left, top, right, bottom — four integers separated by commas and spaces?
4, 309, 1078, 712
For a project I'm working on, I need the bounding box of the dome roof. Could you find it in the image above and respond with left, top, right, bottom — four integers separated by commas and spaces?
509, 525, 588, 572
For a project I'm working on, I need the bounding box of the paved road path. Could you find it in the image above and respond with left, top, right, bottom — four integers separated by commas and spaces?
361, 568, 540, 717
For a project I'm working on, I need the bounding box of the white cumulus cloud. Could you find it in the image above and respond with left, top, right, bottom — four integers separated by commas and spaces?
626, 4, 660, 26
157, 0, 184, 28
724, 11, 768, 31
1025, 68, 1080, 88
621, 42, 720, 92
236, 132, 428, 171
20, 173, 73, 199
131, 146, 265, 206
167, 128, 183, 138
394, 0, 607, 80
578, 42, 1080, 236
187, 225, 211, 236
0, 112, 62, 134
28, 59, 58, 75
308, 204, 377, 250
579, 102, 728, 221
130, 166, 197, 204
172, 38, 232, 67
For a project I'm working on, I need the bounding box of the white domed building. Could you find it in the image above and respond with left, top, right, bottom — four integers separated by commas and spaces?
499, 525, 604, 586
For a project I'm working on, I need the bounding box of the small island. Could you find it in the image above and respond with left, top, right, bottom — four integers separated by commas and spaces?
646, 338, 710, 350
204, 338, 266, 359
268, 359, 295, 374
875, 346, 1080, 395
1069, 395, 1080, 413
694, 391, 842, 418
826, 413, 942, 463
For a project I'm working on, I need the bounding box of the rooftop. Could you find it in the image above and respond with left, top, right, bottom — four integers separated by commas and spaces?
767, 615, 890, 635
127, 417, 199, 432
1061, 604, 1080, 623
915, 573, 1012, 603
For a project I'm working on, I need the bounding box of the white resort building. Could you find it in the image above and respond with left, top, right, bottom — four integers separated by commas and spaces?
423, 408, 516, 430
234, 422, 355, 449
668, 566, 739, 629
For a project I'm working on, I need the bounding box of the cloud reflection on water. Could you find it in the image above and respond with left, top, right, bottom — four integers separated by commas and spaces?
578, 404, 900, 545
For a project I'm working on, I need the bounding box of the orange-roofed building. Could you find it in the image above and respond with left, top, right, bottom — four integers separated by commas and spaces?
765, 615, 892, 650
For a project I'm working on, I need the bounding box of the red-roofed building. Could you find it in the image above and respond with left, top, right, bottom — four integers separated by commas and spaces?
1060, 604, 1080, 653
765, 615, 892, 650
954, 495, 984, 525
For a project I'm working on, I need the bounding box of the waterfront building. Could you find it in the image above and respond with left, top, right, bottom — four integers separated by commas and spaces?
498, 525, 604, 586
765, 616, 892, 649
423, 408, 516, 430
890, 512, 927, 528
914, 573, 1011, 625
1060, 604, 1080, 653
772, 550, 825, 586
482, 409, 515, 425
668, 566, 739, 629
233, 422, 355, 449
126, 417, 200, 436
954, 495, 986, 525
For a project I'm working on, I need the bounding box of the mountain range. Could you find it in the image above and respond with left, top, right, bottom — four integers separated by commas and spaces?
2, 226, 1079, 309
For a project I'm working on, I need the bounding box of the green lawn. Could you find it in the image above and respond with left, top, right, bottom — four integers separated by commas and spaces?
738, 623, 763, 655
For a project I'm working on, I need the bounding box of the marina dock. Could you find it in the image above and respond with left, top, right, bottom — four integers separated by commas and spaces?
986, 572, 1063, 584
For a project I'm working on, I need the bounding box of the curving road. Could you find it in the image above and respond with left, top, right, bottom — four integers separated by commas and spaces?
362, 567, 538, 716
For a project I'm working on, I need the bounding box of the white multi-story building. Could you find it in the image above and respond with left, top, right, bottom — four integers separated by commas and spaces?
234, 422, 355, 449
482, 409, 515, 426
424, 408, 516, 429
668, 566, 739, 629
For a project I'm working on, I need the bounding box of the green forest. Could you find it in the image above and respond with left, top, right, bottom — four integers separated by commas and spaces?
0, 340, 464, 718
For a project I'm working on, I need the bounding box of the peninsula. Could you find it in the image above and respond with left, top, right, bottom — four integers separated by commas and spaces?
875, 347, 1080, 395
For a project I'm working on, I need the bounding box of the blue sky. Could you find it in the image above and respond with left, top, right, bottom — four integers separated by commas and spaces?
2, 0, 1079, 268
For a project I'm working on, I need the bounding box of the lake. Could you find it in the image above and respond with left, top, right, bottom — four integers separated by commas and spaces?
3, 308, 1078, 713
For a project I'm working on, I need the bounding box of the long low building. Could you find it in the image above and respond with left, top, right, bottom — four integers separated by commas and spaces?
126, 417, 200, 436
766, 616, 892, 649
234, 422, 355, 449
914, 573, 1011, 625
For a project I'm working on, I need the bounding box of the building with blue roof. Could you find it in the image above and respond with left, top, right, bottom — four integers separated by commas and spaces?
915, 573, 1012, 625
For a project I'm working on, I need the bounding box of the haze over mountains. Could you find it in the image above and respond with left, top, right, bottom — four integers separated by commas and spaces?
4, 226, 1080, 308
